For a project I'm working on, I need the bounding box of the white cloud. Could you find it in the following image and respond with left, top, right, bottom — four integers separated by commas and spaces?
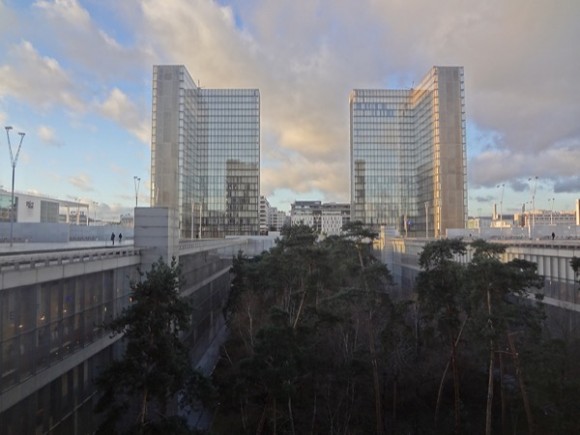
69, 173, 94, 191
0, 40, 83, 111
34, 0, 91, 28
37, 125, 63, 147
98, 88, 150, 144
2, 0, 578, 211
32, 0, 151, 80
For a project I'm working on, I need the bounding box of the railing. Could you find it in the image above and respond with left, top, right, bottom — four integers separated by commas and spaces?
0, 247, 141, 272
179, 237, 248, 254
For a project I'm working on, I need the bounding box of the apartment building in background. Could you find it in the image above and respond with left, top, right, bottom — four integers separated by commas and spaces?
259, 196, 270, 235
290, 201, 350, 236
350, 66, 467, 237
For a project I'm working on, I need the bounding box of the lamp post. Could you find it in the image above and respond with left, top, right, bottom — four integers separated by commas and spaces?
425, 202, 429, 239
74, 197, 81, 225
548, 197, 555, 225
528, 176, 538, 239
5, 126, 25, 247
92, 201, 98, 224
496, 183, 505, 224
133, 176, 141, 207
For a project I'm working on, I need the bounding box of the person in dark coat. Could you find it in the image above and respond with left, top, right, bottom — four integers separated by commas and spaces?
111, 232, 115, 246
118, 233, 122, 244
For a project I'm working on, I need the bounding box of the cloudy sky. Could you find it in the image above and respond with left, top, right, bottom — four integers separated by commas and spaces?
0, 0, 579, 220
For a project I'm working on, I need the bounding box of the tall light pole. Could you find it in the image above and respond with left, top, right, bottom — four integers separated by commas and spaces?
425, 202, 429, 238
92, 201, 98, 224
496, 183, 505, 224
548, 197, 555, 225
5, 126, 25, 247
133, 176, 141, 207
528, 176, 538, 238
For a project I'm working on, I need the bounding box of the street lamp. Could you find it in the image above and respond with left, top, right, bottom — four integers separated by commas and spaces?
528, 176, 538, 238
5, 126, 25, 247
425, 202, 429, 238
548, 197, 555, 225
496, 183, 505, 224
133, 176, 141, 207
92, 201, 98, 224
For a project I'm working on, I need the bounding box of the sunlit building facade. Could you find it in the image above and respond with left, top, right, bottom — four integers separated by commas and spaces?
350, 66, 467, 237
151, 65, 260, 238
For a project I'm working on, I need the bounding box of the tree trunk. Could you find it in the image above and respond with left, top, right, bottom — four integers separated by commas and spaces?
292, 286, 307, 329
485, 289, 494, 435
256, 397, 268, 435
485, 344, 494, 435
139, 387, 148, 430
310, 391, 317, 435
288, 396, 296, 435
392, 373, 398, 429
451, 338, 461, 434
507, 332, 534, 435
369, 313, 383, 435
434, 316, 468, 428
272, 397, 277, 435
499, 349, 507, 434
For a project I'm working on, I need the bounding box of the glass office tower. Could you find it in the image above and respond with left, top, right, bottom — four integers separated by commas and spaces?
151, 65, 260, 238
350, 66, 466, 237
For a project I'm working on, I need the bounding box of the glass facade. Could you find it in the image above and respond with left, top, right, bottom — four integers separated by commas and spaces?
350, 66, 466, 236
151, 65, 260, 239
0, 266, 137, 434
0, 247, 234, 433
0, 268, 135, 395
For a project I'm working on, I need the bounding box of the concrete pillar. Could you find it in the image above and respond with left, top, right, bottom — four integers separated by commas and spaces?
134, 207, 180, 272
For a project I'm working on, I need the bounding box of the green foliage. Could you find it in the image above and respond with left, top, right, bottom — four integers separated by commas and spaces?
94, 258, 210, 434
418, 237, 467, 270
212, 223, 397, 434
214, 233, 580, 434
416, 239, 467, 336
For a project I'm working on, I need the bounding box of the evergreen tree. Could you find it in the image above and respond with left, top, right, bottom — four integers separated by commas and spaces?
95, 258, 209, 434
466, 240, 544, 435
212, 223, 396, 434
415, 238, 468, 433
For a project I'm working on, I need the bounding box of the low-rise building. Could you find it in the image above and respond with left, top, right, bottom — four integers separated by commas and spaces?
0, 189, 89, 225
290, 201, 350, 236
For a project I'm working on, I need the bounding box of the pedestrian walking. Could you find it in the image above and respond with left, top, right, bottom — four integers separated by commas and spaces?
111, 232, 115, 246
119, 233, 122, 244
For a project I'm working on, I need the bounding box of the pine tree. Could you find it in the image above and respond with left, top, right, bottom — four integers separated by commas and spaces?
94, 258, 209, 434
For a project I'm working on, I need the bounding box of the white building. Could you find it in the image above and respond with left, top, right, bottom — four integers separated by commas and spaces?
268, 206, 288, 232
0, 189, 89, 225
291, 201, 322, 232
321, 203, 351, 236
259, 196, 270, 235
291, 201, 350, 236
514, 209, 577, 228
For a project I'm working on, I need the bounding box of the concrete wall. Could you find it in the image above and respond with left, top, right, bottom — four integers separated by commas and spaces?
0, 223, 69, 243
380, 237, 580, 337
448, 225, 580, 240
134, 207, 179, 270
0, 223, 132, 243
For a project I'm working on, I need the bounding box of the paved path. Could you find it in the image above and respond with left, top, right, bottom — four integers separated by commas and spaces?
0, 240, 134, 255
